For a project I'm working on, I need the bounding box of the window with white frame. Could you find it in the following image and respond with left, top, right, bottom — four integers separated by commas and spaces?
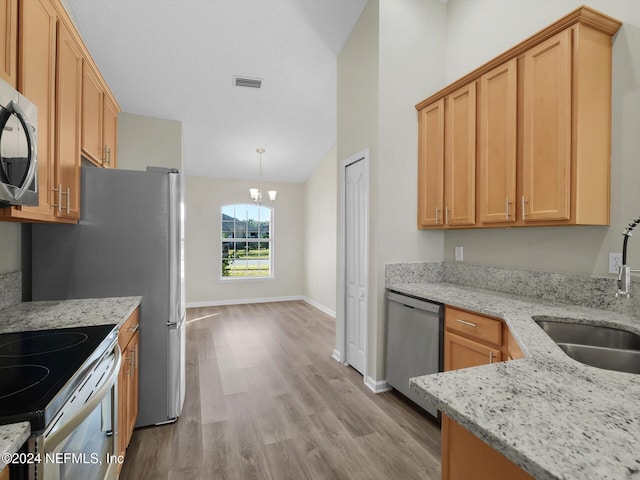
221, 204, 272, 278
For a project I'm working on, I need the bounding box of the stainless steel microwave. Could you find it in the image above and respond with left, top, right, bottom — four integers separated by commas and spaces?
0, 77, 38, 207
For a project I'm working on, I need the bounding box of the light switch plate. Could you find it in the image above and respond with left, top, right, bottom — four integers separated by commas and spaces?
455, 246, 464, 262
609, 253, 622, 274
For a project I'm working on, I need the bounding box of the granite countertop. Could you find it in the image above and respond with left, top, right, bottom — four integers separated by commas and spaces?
0, 296, 142, 334
0, 422, 30, 470
0, 296, 142, 467
387, 282, 640, 480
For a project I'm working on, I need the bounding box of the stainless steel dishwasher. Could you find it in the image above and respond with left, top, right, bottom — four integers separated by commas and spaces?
385, 290, 443, 420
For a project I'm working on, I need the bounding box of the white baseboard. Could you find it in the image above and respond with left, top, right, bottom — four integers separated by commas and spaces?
331, 349, 342, 363
301, 297, 336, 318
186, 296, 303, 308
187, 296, 339, 318
365, 376, 392, 394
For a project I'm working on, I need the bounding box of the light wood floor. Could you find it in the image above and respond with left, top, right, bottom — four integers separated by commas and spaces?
120, 301, 442, 480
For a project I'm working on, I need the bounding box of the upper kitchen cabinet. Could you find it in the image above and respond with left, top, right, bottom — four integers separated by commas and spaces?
444, 83, 476, 227
103, 94, 118, 168
417, 82, 476, 229
0, 0, 17, 88
2, 0, 57, 222
0, 0, 120, 224
55, 20, 82, 220
0, 0, 68, 223
521, 30, 572, 222
417, 99, 444, 227
82, 62, 119, 168
478, 59, 517, 224
416, 6, 621, 230
521, 20, 618, 225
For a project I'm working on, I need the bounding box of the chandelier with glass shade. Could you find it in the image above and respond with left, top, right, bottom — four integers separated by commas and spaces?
249, 148, 277, 204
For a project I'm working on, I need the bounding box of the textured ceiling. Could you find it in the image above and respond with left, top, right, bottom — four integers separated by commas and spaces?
68, 0, 367, 183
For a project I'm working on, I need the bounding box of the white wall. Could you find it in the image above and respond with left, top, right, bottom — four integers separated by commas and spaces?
185, 175, 304, 305
117, 112, 183, 171
336, 0, 380, 374
442, 0, 640, 277
337, 0, 447, 382
303, 145, 337, 315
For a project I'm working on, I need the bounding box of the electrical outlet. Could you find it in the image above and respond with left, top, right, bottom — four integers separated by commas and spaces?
455, 246, 464, 262
609, 253, 623, 274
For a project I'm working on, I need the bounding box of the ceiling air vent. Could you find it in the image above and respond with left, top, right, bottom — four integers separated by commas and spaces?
234, 76, 263, 89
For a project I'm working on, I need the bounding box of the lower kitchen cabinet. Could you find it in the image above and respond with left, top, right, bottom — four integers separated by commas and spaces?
442, 306, 532, 480
444, 331, 501, 370
0, 464, 8, 480
442, 414, 533, 480
117, 309, 140, 470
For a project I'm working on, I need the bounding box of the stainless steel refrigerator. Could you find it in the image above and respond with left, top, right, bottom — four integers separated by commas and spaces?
31, 166, 186, 428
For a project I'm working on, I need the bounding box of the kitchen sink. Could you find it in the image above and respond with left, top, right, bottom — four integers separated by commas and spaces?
556, 344, 640, 374
534, 317, 640, 350
533, 316, 640, 374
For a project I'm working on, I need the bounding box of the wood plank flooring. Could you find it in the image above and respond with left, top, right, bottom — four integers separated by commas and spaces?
119, 301, 441, 480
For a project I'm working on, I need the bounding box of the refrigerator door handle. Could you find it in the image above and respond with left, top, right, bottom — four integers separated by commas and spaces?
167, 314, 186, 328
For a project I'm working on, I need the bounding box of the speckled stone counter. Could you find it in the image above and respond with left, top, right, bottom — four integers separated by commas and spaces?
0, 422, 30, 469
0, 296, 142, 334
0, 296, 142, 463
388, 282, 640, 480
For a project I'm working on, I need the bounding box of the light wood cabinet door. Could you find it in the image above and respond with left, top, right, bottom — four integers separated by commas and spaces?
442, 415, 534, 480
0, 464, 9, 480
0, 0, 17, 88
82, 62, 104, 165
444, 331, 501, 371
418, 99, 445, 228
126, 331, 139, 446
479, 59, 517, 224
55, 21, 82, 220
103, 94, 118, 168
117, 341, 130, 460
522, 29, 572, 222
16, 0, 57, 219
117, 310, 139, 471
118, 332, 140, 461
444, 83, 476, 226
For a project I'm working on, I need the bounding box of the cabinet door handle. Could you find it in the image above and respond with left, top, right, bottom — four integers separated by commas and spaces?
522, 196, 528, 220
52, 184, 61, 209
506, 197, 512, 220
489, 351, 495, 364
127, 324, 139, 333
61, 187, 70, 213
107, 147, 111, 166
456, 319, 477, 327
435, 207, 440, 225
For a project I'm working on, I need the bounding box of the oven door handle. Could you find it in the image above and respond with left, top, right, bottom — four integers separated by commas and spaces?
43, 344, 122, 454
7, 100, 38, 201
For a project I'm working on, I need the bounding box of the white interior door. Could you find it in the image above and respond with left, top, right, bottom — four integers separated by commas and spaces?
345, 159, 366, 374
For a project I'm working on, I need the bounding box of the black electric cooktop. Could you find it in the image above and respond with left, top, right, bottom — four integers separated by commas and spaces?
0, 324, 117, 432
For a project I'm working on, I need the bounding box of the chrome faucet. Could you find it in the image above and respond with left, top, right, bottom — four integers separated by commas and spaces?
616, 216, 640, 298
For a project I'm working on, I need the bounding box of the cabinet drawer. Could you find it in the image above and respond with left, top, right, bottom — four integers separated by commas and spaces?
118, 308, 140, 350
445, 307, 502, 346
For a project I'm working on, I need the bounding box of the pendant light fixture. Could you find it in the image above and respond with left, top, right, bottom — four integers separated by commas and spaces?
249, 148, 277, 204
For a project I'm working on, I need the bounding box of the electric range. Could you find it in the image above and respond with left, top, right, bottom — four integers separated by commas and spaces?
0, 324, 118, 434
